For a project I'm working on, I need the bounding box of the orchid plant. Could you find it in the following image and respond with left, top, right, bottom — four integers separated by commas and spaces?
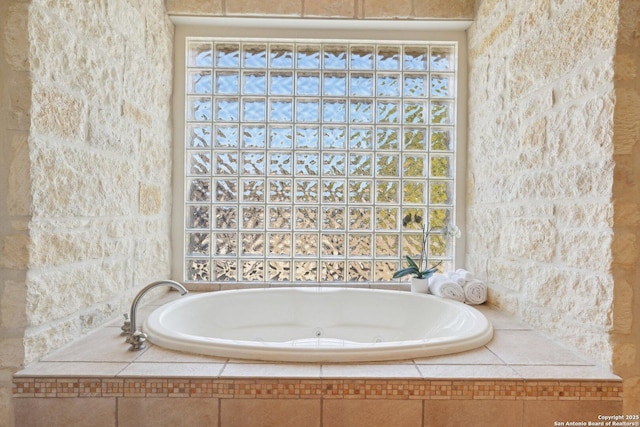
393, 224, 461, 280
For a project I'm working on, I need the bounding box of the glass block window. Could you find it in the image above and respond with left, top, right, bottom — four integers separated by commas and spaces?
183, 39, 458, 284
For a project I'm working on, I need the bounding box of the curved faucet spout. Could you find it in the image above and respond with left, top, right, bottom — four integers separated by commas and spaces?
125, 280, 188, 351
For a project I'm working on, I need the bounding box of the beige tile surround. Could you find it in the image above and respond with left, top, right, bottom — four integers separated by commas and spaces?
13, 292, 623, 426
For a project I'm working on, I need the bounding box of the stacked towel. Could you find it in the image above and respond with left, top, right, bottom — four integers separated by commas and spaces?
462, 280, 487, 305
428, 274, 465, 302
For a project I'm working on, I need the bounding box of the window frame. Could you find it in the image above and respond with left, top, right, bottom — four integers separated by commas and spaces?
171, 17, 469, 284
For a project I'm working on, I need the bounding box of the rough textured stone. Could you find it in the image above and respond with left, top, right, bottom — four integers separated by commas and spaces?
166, 0, 223, 15
413, 0, 474, 18
304, 0, 355, 17
226, 0, 303, 16
364, 0, 411, 18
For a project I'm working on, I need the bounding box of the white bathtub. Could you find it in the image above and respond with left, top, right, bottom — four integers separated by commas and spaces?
144, 287, 493, 362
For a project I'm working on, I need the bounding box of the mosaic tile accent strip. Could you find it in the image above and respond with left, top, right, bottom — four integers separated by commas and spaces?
13, 378, 622, 401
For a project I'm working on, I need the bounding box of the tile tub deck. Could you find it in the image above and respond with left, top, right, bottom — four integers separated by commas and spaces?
12, 292, 623, 426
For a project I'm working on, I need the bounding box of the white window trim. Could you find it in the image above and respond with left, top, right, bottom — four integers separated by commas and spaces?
171, 17, 469, 283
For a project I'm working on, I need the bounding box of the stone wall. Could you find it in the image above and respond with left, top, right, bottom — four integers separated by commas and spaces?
468, 0, 640, 412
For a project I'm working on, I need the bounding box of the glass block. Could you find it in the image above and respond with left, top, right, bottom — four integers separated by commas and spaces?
403, 154, 427, 177
349, 207, 372, 230
376, 180, 399, 203
404, 74, 427, 97
269, 152, 292, 175
295, 233, 319, 256
189, 178, 211, 202
215, 152, 238, 175
241, 152, 265, 175
242, 71, 266, 95
322, 234, 345, 256
403, 181, 425, 204
349, 234, 372, 257
241, 179, 265, 202
322, 179, 345, 202
188, 97, 212, 121
429, 207, 451, 230
297, 44, 321, 68
215, 71, 239, 95
376, 208, 398, 230
269, 260, 290, 281
348, 180, 372, 203
323, 73, 347, 96
349, 127, 373, 149
269, 125, 293, 148
242, 125, 266, 148
215, 125, 239, 148
349, 153, 372, 176
377, 101, 400, 123
186, 259, 210, 281
240, 233, 266, 255
295, 261, 318, 281
295, 207, 318, 229
376, 127, 399, 150
377, 73, 400, 96
431, 74, 454, 97
188, 205, 210, 229
350, 73, 373, 96
297, 72, 320, 96
404, 101, 426, 124
242, 98, 266, 121
215, 233, 236, 255
269, 206, 292, 229
187, 125, 211, 148
323, 99, 347, 123
270, 72, 293, 95
215, 206, 237, 229
431, 46, 455, 71
188, 70, 212, 94
189, 41, 213, 67
375, 234, 399, 256
295, 179, 319, 202
323, 45, 347, 69
215, 260, 237, 281
348, 261, 371, 281
187, 232, 210, 255
215, 179, 237, 202
376, 154, 399, 177
322, 126, 346, 149
401, 207, 425, 230
323, 153, 346, 176
296, 126, 320, 149
350, 100, 373, 123
270, 44, 294, 68
322, 261, 345, 281
430, 101, 454, 124
375, 261, 398, 282
242, 260, 264, 281
295, 153, 319, 176
215, 98, 239, 121
430, 181, 452, 204
296, 99, 320, 122
377, 46, 400, 70
403, 128, 426, 150
269, 98, 293, 122
429, 233, 448, 257
269, 233, 292, 255
322, 207, 345, 230
431, 128, 453, 151
214, 42, 240, 67
188, 151, 211, 175
269, 179, 292, 202
351, 45, 374, 69
403, 46, 428, 70
242, 206, 265, 229
431, 155, 452, 178
402, 233, 422, 258
243, 44, 267, 68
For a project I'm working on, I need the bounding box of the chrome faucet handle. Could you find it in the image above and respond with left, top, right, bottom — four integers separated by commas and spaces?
120, 313, 131, 336
128, 330, 148, 351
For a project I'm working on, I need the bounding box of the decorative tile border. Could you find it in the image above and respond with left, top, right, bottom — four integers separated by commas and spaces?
13, 378, 622, 401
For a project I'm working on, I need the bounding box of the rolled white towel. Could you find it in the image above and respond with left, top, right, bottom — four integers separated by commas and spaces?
445, 271, 466, 286
463, 280, 487, 305
455, 268, 475, 282
429, 276, 465, 302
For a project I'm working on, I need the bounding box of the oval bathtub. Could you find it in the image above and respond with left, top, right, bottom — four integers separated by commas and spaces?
144, 287, 493, 362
